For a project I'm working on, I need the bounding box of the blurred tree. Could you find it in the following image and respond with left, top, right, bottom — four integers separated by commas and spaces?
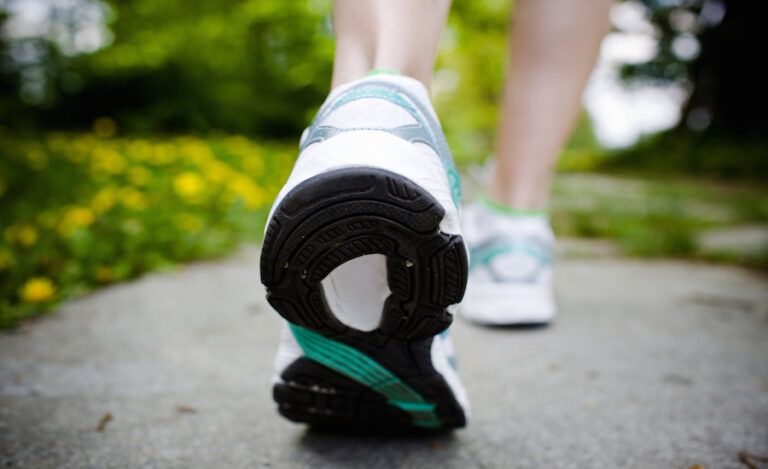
0, 10, 21, 119
0, 7, 68, 129
620, 0, 767, 136
1, 0, 764, 176
1, 0, 335, 136
616, 0, 768, 177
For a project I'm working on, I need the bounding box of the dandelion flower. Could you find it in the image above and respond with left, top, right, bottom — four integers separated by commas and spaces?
128, 167, 151, 186
91, 188, 118, 214
59, 207, 95, 235
120, 187, 148, 211
5, 224, 38, 247
173, 172, 205, 200
20, 277, 56, 303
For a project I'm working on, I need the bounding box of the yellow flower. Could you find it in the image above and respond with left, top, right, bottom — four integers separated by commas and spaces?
47, 133, 68, 152
181, 139, 215, 166
58, 206, 95, 235
25, 147, 49, 170
176, 213, 203, 232
127, 166, 151, 186
225, 135, 250, 148
17, 225, 38, 247
91, 187, 118, 214
0, 248, 13, 271
92, 147, 127, 175
20, 277, 56, 303
149, 143, 176, 165
119, 187, 148, 211
206, 161, 233, 184
242, 154, 264, 175
173, 171, 205, 201
5, 223, 38, 247
229, 176, 267, 209
126, 139, 152, 162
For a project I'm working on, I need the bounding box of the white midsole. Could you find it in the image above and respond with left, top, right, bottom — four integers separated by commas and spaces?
461, 281, 556, 324
464, 280, 554, 299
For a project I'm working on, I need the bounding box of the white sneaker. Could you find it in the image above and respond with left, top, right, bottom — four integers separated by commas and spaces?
260, 74, 470, 430
461, 198, 557, 326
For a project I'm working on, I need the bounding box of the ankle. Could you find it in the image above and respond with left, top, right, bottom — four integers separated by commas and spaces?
482, 180, 550, 214
477, 194, 547, 218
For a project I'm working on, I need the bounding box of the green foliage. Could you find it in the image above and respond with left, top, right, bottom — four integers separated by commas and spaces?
0, 0, 523, 154
0, 130, 294, 327
618, 0, 703, 85
1, 0, 336, 135
557, 202, 698, 257
435, 0, 510, 165
602, 130, 768, 180
551, 173, 768, 263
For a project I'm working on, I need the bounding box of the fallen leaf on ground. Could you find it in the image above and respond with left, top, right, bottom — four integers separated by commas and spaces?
96, 412, 112, 432
738, 450, 768, 469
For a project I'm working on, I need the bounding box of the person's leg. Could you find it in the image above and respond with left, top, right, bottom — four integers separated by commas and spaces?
489, 0, 614, 209
461, 0, 613, 326
331, 0, 451, 88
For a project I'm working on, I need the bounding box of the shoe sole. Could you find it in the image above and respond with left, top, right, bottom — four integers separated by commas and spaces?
260, 166, 468, 430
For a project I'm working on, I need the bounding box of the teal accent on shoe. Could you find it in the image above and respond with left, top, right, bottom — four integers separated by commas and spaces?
365, 80, 463, 207
367, 68, 400, 76
326, 85, 416, 116
470, 240, 553, 271
447, 168, 462, 208
304, 124, 433, 148
478, 195, 547, 218
288, 324, 442, 428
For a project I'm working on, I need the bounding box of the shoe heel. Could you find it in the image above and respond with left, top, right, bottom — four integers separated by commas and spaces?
260, 166, 468, 340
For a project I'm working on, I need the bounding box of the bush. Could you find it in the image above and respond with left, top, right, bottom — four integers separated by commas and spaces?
0, 129, 294, 327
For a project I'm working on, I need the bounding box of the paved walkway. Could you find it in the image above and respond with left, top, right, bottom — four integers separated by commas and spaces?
1, 245, 766, 468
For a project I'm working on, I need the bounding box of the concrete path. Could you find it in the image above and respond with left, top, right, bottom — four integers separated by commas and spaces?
1, 245, 767, 468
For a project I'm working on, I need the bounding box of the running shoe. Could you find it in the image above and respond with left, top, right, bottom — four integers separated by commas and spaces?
260, 73, 470, 430
461, 197, 557, 326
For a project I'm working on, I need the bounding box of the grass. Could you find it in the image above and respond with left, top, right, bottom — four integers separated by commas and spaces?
550, 172, 768, 263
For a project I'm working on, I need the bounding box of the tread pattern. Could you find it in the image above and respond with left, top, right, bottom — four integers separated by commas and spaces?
261, 167, 467, 340
260, 167, 468, 430
275, 357, 466, 431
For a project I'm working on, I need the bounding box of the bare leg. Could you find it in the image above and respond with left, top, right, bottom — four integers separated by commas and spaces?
331, 0, 451, 89
490, 0, 613, 209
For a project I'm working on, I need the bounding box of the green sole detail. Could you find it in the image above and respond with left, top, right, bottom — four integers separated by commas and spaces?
288, 324, 441, 428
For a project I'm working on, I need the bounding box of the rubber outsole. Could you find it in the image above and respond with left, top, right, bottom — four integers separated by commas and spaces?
260, 166, 468, 430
